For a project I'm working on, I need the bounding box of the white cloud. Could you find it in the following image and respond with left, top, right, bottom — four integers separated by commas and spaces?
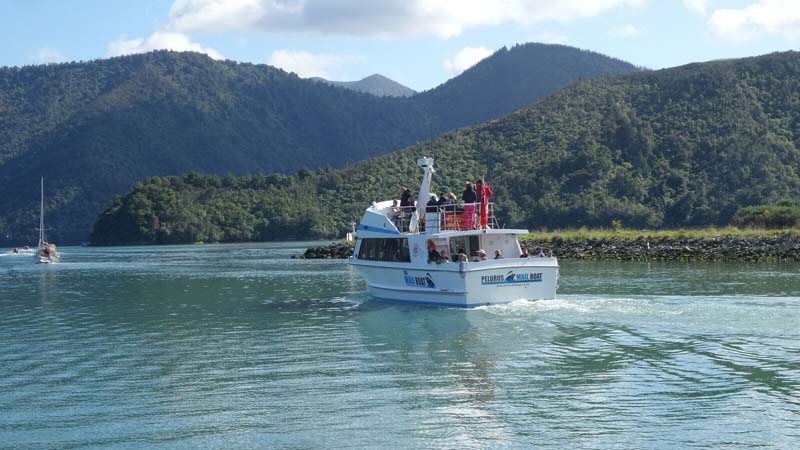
267, 50, 362, 78
683, 0, 710, 16
107, 31, 223, 59
165, 0, 645, 38
530, 29, 568, 44
443, 46, 494, 75
30, 47, 65, 64
168, 0, 269, 33
708, 0, 800, 42
608, 23, 641, 37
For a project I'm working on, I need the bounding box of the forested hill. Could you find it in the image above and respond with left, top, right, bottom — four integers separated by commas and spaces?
310, 74, 416, 97
0, 43, 636, 244
90, 51, 800, 246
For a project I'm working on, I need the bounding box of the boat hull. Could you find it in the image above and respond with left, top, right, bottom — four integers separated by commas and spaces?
352, 258, 558, 307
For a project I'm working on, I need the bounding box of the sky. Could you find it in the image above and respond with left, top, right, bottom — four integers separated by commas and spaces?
2, 0, 799, 91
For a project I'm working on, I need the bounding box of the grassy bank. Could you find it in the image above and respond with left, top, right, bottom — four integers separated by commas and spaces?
520, 227, 800, 261
522, 226, 800, 242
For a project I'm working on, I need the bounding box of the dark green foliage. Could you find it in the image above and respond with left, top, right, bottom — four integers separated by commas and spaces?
91, 51, 800, 245
91, 173, 337, 245
0, 44, 636, 244
732, 199, 800, 228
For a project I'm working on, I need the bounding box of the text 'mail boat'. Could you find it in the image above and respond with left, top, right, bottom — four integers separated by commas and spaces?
350, 157, 558, 307
35, 177, 60, 264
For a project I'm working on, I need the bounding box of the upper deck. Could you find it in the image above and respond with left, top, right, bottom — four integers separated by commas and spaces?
355, 157, 529, 240
357, 199, 528, 238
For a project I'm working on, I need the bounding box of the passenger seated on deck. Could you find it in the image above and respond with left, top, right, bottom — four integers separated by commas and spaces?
428, 247, 444, 264
427, 239, 442, 263
475, 249, 488, 261
520, 247, 529, 258
534, 247, 545, 258
494, 249, 503, 259
456, 248, 468, 262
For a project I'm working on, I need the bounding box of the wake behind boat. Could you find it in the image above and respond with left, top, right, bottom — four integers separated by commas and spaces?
35, 177, 60, 264
350, 157, 558, 307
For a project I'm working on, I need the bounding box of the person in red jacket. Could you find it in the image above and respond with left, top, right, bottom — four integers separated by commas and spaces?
476, 178, 493, 229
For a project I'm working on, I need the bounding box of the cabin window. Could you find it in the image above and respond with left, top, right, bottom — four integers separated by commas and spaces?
468, 235, 481, 258
357, 238, 411, 262
449, 236, 466, 261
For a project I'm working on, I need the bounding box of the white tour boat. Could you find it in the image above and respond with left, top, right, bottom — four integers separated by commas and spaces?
35, 177, 60, 264
350, 157, 558, 307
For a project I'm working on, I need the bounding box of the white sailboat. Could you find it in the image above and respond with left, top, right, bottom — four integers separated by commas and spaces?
35, 177, 60, 264
350, 157, 558, 307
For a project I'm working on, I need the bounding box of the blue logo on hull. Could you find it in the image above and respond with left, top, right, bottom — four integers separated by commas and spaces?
404, 272, 435, 288
481, 271, 543, 285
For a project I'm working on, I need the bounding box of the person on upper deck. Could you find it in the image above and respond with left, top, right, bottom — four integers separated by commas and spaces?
476, 179, 493, 230
389, 199, 403, 229
462, 182, 477, 230
400, 187, 414, 208
426, 194, 439, 212
437, 192, 454, 215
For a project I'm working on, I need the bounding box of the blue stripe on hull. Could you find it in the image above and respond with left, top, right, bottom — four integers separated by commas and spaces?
357, 225, 400, 235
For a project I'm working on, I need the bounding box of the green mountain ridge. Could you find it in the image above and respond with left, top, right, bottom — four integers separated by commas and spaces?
89, 51, 800, 246
0, 43, 637, 244
310, 74, 417, 97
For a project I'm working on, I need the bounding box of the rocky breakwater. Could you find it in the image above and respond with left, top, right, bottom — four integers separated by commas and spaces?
296, 242, 354, 259
523, 235, 800, 261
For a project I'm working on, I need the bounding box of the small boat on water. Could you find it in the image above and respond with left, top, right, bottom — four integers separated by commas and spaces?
35, 177, 60, 264
350, 157, 558, 307
2, 246, 34, 256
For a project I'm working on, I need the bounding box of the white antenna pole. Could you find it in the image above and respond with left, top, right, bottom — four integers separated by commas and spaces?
409, 157, 434, 233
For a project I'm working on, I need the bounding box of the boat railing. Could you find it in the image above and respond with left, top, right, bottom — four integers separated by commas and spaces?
388, 203, 499, 233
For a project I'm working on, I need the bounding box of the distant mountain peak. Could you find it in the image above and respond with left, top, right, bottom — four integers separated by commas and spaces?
311, 74, 416, 97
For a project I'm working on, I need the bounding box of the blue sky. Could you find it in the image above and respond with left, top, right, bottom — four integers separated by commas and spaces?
2, 0, 799, 91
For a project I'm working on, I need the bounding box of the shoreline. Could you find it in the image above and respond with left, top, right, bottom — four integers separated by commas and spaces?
301, 231, 800, 262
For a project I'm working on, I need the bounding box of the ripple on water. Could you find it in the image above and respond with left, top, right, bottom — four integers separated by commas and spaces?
0, 245, 799, 449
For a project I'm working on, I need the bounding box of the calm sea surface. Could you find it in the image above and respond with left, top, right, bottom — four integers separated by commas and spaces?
1, 242, 798, 449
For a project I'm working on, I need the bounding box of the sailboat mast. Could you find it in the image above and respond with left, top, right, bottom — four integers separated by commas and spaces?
39, 177, 45, 244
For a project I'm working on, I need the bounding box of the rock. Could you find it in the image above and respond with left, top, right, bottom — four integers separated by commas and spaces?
302, 242, 354, 259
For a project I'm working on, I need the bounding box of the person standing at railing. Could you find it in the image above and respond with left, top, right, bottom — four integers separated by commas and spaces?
425, 194, 440, 233
476, 178, 493, 230
400, 187, 414, 208
462, 182, 477, 230
400, 187, 414, 232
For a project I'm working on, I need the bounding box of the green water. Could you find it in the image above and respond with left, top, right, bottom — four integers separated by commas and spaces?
1, 242, 798, 449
